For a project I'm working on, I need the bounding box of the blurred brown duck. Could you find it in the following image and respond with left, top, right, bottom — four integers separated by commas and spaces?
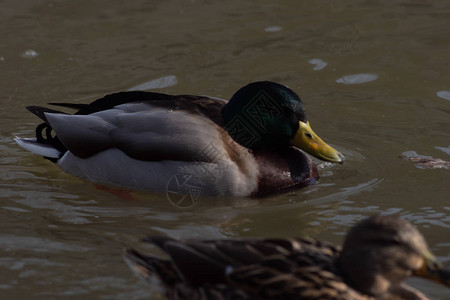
125, 216, 450, 300
15, 81, 343, 197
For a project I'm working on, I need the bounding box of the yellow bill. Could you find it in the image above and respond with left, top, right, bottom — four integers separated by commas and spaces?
291, 121, 344, 164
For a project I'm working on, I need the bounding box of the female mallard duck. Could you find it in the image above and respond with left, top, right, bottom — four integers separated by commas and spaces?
125, 216, 450, 300
15, 81, 343, 197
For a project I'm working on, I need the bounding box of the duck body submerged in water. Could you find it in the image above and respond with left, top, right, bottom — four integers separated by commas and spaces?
15, 81, 344, 197
125, 216, 450, 300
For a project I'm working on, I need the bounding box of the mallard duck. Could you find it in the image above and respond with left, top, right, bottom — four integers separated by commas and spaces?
15, 81, 343, 197
125, 216, 450, 300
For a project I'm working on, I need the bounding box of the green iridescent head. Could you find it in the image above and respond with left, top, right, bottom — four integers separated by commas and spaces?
222, 81, 344, 163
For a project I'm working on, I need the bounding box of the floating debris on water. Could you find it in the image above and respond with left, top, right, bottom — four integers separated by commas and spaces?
401, 151, 450, 169
407, 157, 450, 169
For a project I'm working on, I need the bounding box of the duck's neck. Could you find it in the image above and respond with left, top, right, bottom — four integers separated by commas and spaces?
337, 255, 428, 300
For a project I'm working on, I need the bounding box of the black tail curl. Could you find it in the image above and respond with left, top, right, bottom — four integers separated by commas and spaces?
27, 106, 68, 161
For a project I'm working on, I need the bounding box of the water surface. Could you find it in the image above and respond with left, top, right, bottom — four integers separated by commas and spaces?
1, 1, 449, 299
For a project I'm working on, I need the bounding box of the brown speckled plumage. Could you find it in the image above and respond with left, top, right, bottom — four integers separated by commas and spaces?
125, 216, 450, 300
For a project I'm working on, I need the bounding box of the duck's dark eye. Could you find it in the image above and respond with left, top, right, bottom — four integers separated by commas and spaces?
305, 133, 312, 139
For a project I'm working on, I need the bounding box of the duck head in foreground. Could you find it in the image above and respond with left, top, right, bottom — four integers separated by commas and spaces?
15, 81, 343, 197
125, 216, 450, 300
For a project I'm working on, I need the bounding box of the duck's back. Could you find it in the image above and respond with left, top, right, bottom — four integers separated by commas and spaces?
125, 237, 374, 300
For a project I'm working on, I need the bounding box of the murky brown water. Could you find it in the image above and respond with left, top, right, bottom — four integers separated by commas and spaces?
1, 0, 449, 299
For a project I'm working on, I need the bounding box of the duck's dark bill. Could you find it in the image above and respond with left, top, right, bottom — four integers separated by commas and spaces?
291, 121, 344, 164
413, 255, 450, 287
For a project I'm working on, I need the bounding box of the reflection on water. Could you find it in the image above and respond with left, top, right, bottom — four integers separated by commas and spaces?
435, 146, 450, 156
1, 0, 450, 299
128, 75, 178, 91
21, 49, 39, 59
436, 91, 450, 101
0, 235, 90, 253
264, 26, 283, 33
308, 58, 328, 71
313, 178, 384, 204
336, 73, 378, 85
